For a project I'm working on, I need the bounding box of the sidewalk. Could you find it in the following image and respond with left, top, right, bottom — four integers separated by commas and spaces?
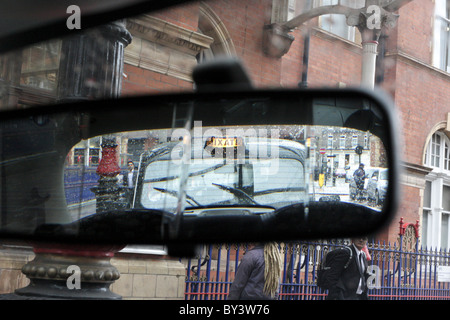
312, 178, 350, 202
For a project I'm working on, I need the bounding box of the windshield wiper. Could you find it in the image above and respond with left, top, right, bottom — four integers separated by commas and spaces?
143, 163, 226, 183
212, 183, 259, 205
153, 187, 202, 206
254, 187, 306, 196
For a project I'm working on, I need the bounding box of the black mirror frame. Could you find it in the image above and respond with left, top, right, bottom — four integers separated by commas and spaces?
0, 87, 401, 244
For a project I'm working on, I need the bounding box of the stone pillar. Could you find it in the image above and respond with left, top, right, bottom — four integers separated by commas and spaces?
352, 1, 398, 89
361, 40, 379, 89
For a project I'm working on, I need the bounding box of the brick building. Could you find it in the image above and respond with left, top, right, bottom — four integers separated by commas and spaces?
1, 0, 449, 246
118, 0, 450, 247
0, 0, 449, 298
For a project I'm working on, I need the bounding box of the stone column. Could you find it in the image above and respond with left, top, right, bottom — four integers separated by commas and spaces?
351, 1, 398, 89
361, 39, 379, 89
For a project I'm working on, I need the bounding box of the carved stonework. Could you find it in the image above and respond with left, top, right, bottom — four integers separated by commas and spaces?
262, 23, 295, 58
127, 16, 211, 55
125, 15, 213, 82
20, 251, 120, 284
15, 244, 123, 299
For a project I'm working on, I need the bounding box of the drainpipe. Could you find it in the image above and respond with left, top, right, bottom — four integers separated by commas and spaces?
375, 31, 387, 85
299, 0, 312, 88
299, 29, 310, 88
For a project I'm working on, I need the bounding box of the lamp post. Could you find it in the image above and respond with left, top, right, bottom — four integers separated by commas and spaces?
12, 21, 131, 300
91, 138, 128, 214
57, 20, 132, 102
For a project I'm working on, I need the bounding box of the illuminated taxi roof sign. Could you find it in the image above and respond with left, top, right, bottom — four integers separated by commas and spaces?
206, 137, 243, 148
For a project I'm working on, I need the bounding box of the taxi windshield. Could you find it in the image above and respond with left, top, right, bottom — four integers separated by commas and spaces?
140, 146, 306, 211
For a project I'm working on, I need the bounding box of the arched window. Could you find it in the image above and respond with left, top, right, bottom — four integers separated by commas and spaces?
424, 131, 450, 170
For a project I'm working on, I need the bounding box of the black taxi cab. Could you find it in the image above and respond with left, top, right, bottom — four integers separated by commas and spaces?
132, 135, 308, 215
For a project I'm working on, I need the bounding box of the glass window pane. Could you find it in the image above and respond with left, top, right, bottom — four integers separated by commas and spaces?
445, 140, 450, 170
424, 180, 432, 208
20, 40, 61, 91
442, 214, 449, 249
443, 185, 450, 211
422, 209, 430, 249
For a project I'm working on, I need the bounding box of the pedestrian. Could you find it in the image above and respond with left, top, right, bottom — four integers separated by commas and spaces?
123, 160, 137, 188
123, 160, 137, 207
326, 237, 370, 300
228, 242, 282, 300
353, 163, 366, 200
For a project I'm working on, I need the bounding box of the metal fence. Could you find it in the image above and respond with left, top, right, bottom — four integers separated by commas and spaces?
64, 166, 99, 205
184, 229, 450, 300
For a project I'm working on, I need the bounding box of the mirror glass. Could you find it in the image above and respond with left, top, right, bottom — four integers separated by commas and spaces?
67, 124, 386, 220
0, 90, 395, 241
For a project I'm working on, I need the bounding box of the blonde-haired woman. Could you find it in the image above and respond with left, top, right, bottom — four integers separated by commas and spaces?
228, 242, 282, 300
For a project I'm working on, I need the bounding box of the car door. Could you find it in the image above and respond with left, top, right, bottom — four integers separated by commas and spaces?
367, 169, 379, 201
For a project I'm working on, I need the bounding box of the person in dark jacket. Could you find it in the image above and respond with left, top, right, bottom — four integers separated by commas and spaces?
123, 160, 137, 188
326, 237, 370, 300
353, 163, 366, 200
123, 160, 137, 207
228, 242, 282, 300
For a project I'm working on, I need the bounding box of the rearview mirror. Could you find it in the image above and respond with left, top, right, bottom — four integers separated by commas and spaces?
0, 87, 400, 244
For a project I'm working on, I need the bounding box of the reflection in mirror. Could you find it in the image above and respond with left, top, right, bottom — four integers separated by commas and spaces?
65, 123, 387, 222
0, 90, 395, 241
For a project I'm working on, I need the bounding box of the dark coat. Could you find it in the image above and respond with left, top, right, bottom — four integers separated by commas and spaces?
227, 245, 278, 300
123, 169, 137, 188
122, 169, 137, 208
326, 244, 369, 300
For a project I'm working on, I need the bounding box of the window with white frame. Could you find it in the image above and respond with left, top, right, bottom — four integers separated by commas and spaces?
20, 40, 61, 91
352, 135, 358, 148
327, 134, 333, 149
425, 131, 450, 170
421, 178, 450, 250
288, 0, 301, 20
433, 0, 450, 73
271, 0, 304, 23
271, 0, 365, 42
422, 181, 431, 249
340, 135, 346, 149
423, 131, 450, 250
442, 186, 450, 249
317, 0, 364, 42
